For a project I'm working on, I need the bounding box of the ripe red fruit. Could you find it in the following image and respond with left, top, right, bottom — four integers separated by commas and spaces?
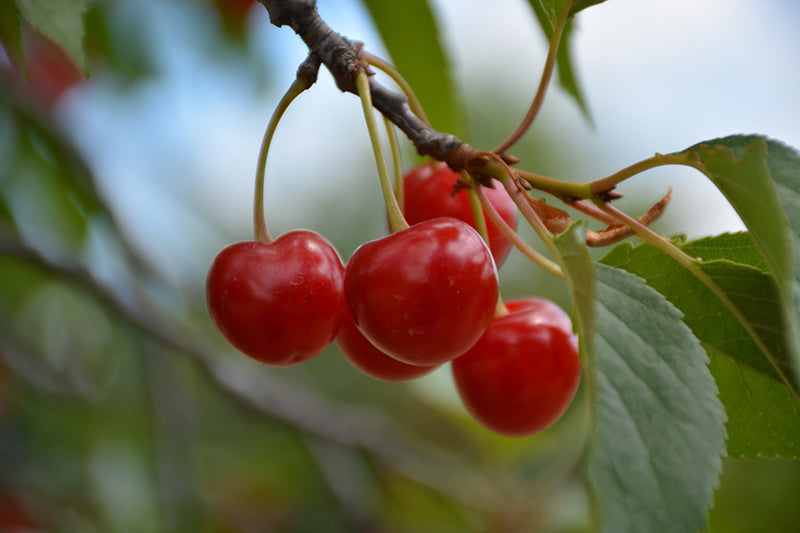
17, 33, 84, 108
344, 218, 499, 366
206, 231, 345, 366
451, 298, 581, 437
402, 162, 518, 266
336, 310, 440, 381
213, 0, 257, 30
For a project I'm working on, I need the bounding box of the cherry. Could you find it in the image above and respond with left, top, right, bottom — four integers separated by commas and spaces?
14, 33, 83, 108
451, 298, 581, 437
402, 162, 518, 266
206, 231, 345, 366
336, 310, 440, 381
344, 217, 499, 366
0, 492, 37, 531
213, 0, 257, 32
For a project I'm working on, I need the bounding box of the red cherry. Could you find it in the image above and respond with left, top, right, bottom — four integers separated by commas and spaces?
16, 33, 84, 108
344, 218, 499, 366
451, 298, 581, 437
336, 310, 440, 381
213, 0, 257, 33
206, 231, 345, 366
0, 493, 37, 530
402, 162, 518, 266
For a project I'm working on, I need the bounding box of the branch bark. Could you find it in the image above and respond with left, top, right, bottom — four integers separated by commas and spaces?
257, 0, 465, 165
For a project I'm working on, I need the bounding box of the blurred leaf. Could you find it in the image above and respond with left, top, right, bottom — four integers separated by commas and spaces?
528, 0, 607, 23
359, 0, 465, 137
708, 457, 800, 533
82, 1, 157, 83
569, 0, 607, 17
676, 136, 800, 385
0, 194, 17, 233
0, 1, 24, 71
15, 0, 89, 74
526, 1, 592, 119
4, 131, 89, 252
601, 234, 800, 458
555, 21, 590, 118
554, 224, 725, 533
0, 255, 48, 320
10, 282, 117, 396
0, 86, 117, 255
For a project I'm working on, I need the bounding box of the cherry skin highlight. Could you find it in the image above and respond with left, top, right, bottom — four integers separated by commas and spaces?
336, 310, 440, 382
206, 231, 345, 366
451, 298, 581, 437
402, 162, 518, 266
344, 218, 499, 366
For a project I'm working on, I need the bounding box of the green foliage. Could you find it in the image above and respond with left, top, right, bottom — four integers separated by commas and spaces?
601, 234, 800, 459
555, 226, 726, 533
14, 0, 90, 73
679, 136, 800, 387
526, 0, 607, 118
0, 1, 24, 70
0, 1, 798, 532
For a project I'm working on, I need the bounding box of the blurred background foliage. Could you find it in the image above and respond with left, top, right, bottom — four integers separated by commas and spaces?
0, 0, 799, 531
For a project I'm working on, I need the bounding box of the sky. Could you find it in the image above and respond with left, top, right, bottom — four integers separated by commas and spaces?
60, 0, 800, 286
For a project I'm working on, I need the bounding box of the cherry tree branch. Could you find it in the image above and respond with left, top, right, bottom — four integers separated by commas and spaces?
258, 0, 464, 163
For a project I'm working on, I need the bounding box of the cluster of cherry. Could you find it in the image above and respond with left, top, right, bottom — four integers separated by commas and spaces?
206, 162, 581, 437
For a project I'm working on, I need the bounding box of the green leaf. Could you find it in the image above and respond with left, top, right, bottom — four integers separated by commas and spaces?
569, 0, 607, 17
526, 0, 605, 118
709, 347, 800, 459
15, 0, 89, 74
603, 239, 793, 382
679, 137, 792, 293
554, 225, 726, 533
0, 1, 24, 72
554, 21, 590, 119
676, 136, 800, 387
527, 3, 587, 119
601, 234, 800, 459
359, 0, 465, 137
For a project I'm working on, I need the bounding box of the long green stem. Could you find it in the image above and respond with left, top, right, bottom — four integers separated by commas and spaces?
365, 52, 430, 126
468, 185, 511, 316
356, 71, 409, 233
493, 0, 574, 154
383, 116, 405, 211
254, 76, 309, 243
475, 185, 563, 279
467, 186, 490, 245
474, 156, 593, 200
589, 153, 698, 195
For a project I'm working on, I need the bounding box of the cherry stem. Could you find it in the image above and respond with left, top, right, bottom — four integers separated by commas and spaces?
474, 155, 593, 200
383, 116, 404, 211
475, 184, 564, 279
466, 181, 510, 316
466, 182, 490, 244
254, 71, 314, 243
493, 0, 574, 154
364, 51, 430, 126
589, 152, 697, 195
356, 71, 409, 233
